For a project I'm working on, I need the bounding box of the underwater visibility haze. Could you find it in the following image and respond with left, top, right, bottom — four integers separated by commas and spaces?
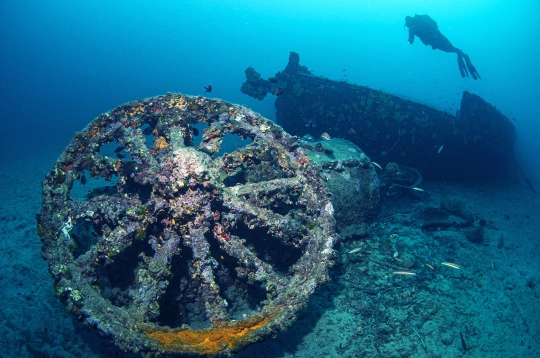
1, 1, 540, 357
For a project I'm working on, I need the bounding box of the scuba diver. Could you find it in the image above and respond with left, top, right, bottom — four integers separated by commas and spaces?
405, 14, 481, 80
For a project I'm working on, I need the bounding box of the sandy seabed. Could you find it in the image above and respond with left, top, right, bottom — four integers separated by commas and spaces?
1, 151, 539, 358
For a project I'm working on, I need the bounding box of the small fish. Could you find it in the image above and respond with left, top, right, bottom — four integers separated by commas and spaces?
320, 132, 331, 141
437, 145, 444, 154
116, 153, 126, 159
114, 146, 125, 153
348, 128, 355, 134
425, 263, 435, 270
143, 127, 154, 135
348, 247, 362, 254
441, 262, 460, 269
275, 88, 284, 96
412, 187, 424, 192
372, 162, 383, 170
392, 270, 416, 276
189, 125, 199, 136
80, 173, 87, 185
305, 119, 317, 128
268, 77, 278, 83
204, 84, 212, 93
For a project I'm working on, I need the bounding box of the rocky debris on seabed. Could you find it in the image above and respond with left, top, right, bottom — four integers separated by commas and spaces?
36, 93, 338, 356
235, 182, 540, 358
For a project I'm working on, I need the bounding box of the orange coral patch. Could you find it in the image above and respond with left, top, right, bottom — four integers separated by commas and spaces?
155, 136, 169, 149
143, 314, 274, 355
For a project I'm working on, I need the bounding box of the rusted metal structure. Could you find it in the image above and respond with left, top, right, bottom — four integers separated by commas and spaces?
241, 52, 516, 181
299, 137, 380, 235
36, 94, 338, 356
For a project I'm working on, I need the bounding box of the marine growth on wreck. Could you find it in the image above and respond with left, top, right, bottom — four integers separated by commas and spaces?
36, 93, 338, 356
241, 52, 516, 181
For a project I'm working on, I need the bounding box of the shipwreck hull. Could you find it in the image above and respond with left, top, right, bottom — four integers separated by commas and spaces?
241, 52, 516, 181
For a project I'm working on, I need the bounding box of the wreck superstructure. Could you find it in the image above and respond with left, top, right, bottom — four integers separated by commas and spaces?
241, 52, 516, 181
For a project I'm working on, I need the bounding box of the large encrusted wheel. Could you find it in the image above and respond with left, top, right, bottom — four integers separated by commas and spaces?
37, 93, 337, 356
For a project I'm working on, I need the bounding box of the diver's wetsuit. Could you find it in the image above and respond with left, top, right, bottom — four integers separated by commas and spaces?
405, 14, 481, 80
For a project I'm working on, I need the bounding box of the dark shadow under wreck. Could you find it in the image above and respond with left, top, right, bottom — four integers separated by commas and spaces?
241, 52, 516, 181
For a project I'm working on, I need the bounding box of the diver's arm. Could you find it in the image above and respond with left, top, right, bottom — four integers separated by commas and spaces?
408, 29, 415, 44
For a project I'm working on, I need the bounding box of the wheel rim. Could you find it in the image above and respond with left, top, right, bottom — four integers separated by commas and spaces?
37, 93, 337, 356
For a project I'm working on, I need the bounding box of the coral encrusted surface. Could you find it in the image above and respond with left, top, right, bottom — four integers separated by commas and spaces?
36, 93, 337, 356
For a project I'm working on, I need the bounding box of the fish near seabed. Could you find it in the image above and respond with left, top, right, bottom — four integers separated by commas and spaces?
320, 132, 331, 141
437, 145, 444, 154
305, 119, 317, 128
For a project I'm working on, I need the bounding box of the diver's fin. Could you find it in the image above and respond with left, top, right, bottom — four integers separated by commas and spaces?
457, 54, 468, 78
463, 53, 481, 80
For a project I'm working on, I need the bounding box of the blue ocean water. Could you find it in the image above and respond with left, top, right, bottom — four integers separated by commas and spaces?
1, 0, 539, 181
1, 1, 540, 357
